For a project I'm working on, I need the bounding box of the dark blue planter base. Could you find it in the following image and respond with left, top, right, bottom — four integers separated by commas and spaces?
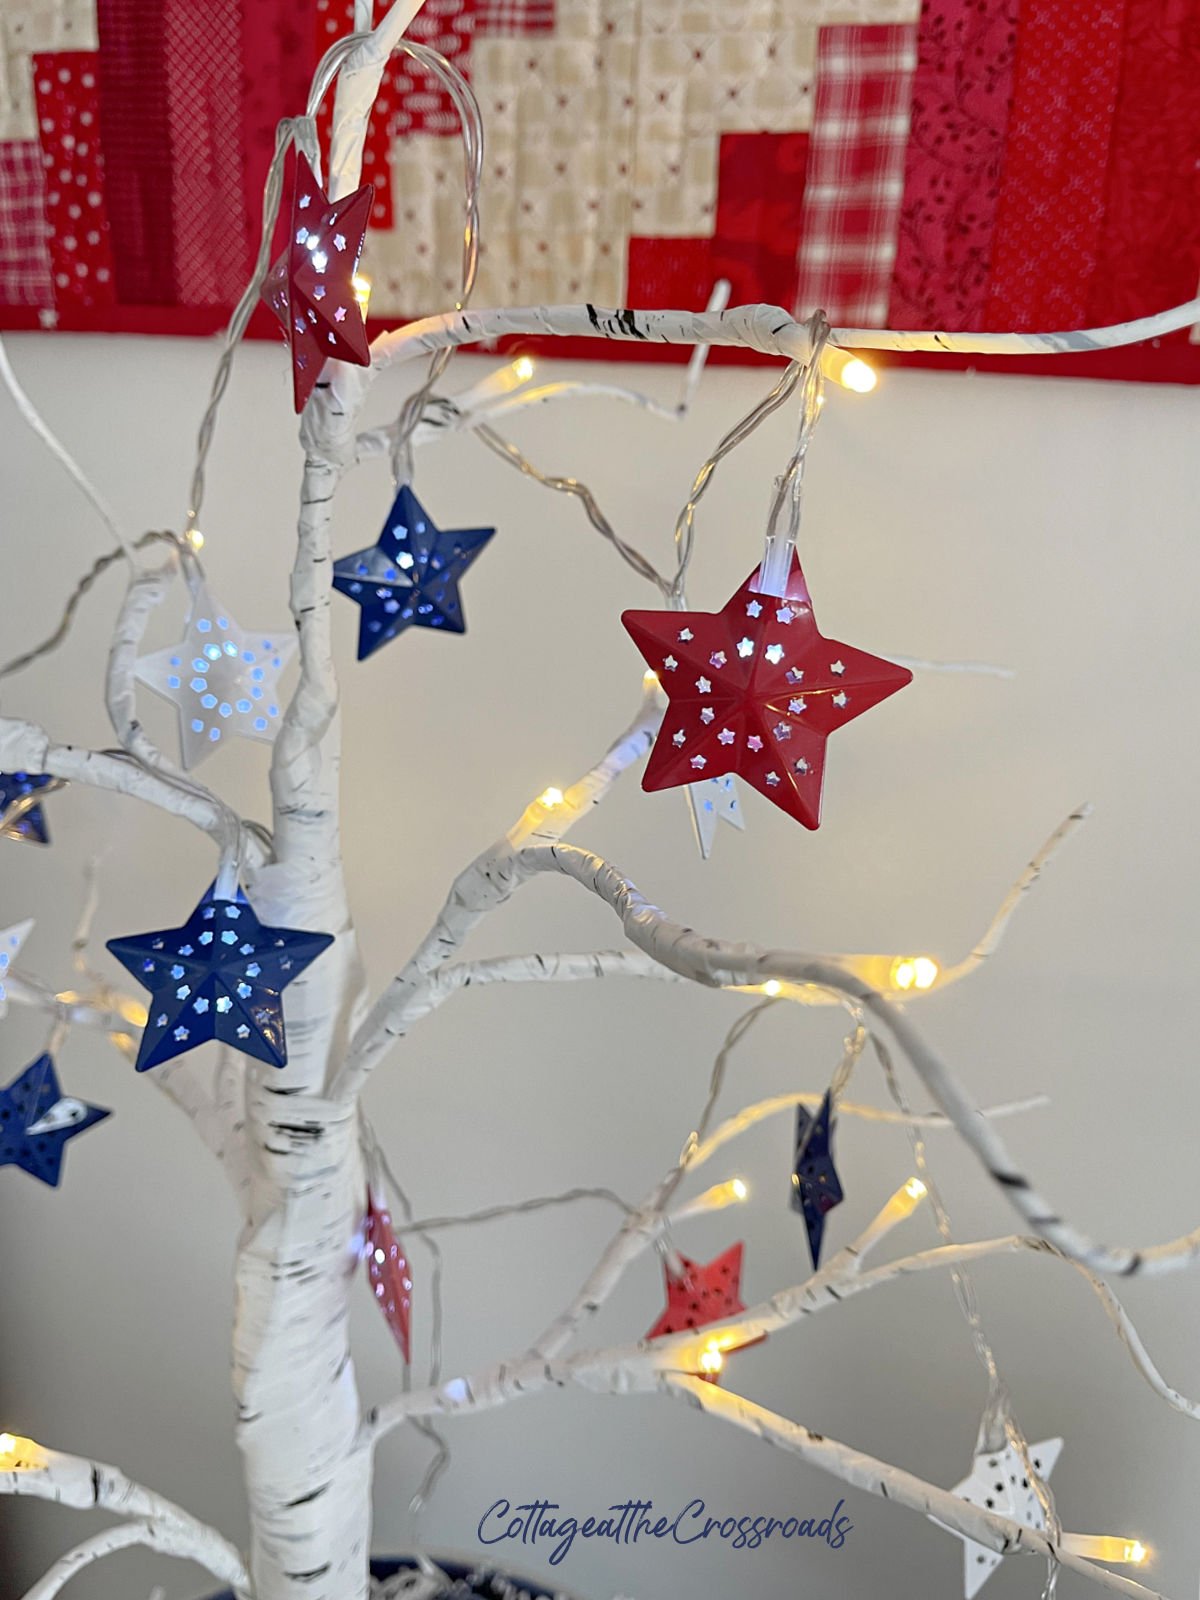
210, 1556, 570, 1599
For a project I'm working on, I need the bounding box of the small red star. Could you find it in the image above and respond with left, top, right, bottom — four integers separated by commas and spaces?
623, 553, 912, 829
364, 1190, 413, 1364
645, 1243, 765, 1380
262, 152, 373, 412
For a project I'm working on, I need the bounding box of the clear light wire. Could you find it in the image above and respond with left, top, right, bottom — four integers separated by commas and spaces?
0, 336, 135, 566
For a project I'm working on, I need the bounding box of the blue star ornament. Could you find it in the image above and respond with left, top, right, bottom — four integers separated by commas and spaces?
106, 889, 334, 1072
0, 1055, 110, 1186
0, 770, 55, 844
333, 485, 494, 660
791, 1090, 844, 1269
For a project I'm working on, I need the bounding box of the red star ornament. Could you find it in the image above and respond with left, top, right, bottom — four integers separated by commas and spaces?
364, 1189, 413, 1364
623, 554, 912, 829
645, 1243, 766, 1381
262, 153, 373, 412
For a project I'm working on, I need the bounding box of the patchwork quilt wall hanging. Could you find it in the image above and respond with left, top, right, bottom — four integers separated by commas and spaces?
1, 0, 1198, 381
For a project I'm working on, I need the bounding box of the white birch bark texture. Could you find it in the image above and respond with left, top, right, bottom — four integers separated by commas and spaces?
9, 2, 1200, 1597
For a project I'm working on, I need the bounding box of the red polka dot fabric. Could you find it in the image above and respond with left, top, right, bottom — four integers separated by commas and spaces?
32, 51, 115, 312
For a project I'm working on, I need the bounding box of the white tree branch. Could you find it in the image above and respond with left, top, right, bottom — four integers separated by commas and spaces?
331, 685, 663, 1102
514, 842, 1200, 1278
1, 1439, 248, 1593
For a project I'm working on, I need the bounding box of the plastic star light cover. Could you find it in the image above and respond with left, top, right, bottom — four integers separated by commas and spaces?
0, 1054, 110, 1187
106, 887, 334, 1072
0, 770, 55, 844
262, 152, 373, 412
133, 581, 297, 769
937, 1438, 1064, 1598
623, 552, 912, 829
791, 1090, 844, 1269
333, 484, 495, 660
0, 919, 33, 1017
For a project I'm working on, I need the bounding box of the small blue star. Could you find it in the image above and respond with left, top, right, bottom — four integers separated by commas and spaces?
0, 771, 55, 845
333, 485, 494, 661
0, 1055, 110, 1186
106, 886, 334, 1071
791, 1090, 844, 1269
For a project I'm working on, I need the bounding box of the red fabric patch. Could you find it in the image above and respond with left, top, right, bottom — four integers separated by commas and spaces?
626, 235, 713, 308
0, 144, 53, 307
95, 0, 174, 304
241, 1, 315, 266
984, 0, 1127, 328
1087, 0, 1200, 336
713, 131, 808, 311
889, 0, 1019, 331
164, 0, 251, 308
32, 53, 117, 312
794, 24, 918, 325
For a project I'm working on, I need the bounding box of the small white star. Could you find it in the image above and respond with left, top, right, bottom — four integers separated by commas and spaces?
765, 771, 781, 786
736, 637, 755, 658
773, 722, 791, 740
718, 729, 735, 745
672, 730, 686, 746
764, 643, 784, 664
690, 755, 707, 769
794, 758, 810, 774
700, 707, 715, 724
678, 628, 694, 642
833, 691, 848, 708
745, 600, 762, 618
333, 232, 347, 251
173, 1026, 189, 1042
776, 606, 794, 624
696, 676, 712, 694
663, 655, 678, 671
830, 660, 845, 675
709, 651, 727, 669
786, 667, 804, 684
747, 735, 764, 752
788, 697, 807, 714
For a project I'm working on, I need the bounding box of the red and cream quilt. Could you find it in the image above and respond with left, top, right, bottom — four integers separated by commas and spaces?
2, 0, 1199, 380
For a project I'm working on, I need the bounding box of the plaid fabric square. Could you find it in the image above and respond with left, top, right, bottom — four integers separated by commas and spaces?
794, 22, 917, 325
476, 0, 553, 34
0, 142, 52, 305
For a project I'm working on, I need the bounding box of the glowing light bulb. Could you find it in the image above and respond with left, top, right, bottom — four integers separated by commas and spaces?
643, 669, 660, 689
352, 275, 372, 318
538, 787, 565, 808
732, 1178, 748, 1200
762, 979, 782, 997
841, 358, 877, 394
821, 347, 878, 394
1128, 1542, 1148, 1564
890, 956, 940, 992
0, 1433, 15, 1456
904, 1177, 927, 1201
186, 528, 205, 551
698, 1342, 724, 1376
513, 356, 535, 382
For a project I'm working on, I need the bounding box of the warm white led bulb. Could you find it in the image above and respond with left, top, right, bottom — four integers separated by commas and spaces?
762, 979, 782, 997
513, 356, 535, 381
539, 787, 565, 808
732, 1178, 748, 1200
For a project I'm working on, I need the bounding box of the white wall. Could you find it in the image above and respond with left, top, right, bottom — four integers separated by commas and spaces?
2, 332, 1199, 1600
